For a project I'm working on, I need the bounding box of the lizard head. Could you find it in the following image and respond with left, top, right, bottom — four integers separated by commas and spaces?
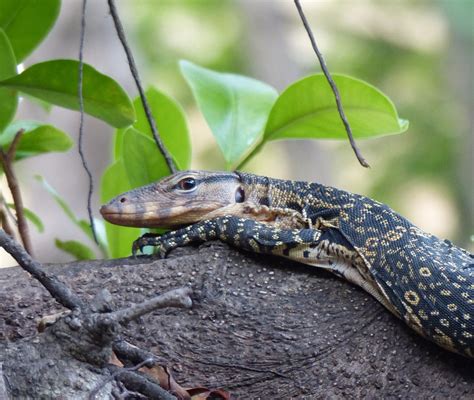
100, 170, 248, 228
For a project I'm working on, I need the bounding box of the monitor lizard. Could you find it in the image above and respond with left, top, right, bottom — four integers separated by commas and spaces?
100, 170, 474, 358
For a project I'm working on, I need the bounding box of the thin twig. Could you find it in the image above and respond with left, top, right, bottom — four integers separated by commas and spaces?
89, 358, 156, 400
0, 192, 18, 239
0, 129, 34, 254
113, 340, 163, 367
106, 287, 192, 325
0, 229, 85, 310
294, 0, 370, 168
8, 129, 23, 159
107, 365, 177, 400
0, 208, 15, 238
0, 192, 17, 227
78, 0, 98, 244
107, 0, 177, 174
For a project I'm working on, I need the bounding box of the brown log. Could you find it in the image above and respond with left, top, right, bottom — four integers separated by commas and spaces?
0, 243, 473, 398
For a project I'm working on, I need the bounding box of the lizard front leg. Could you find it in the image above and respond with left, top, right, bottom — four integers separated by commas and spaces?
132, 216, 322, 258
133, 219, 219, 257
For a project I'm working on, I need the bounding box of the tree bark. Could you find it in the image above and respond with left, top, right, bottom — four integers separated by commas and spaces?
1, 243, 473, 398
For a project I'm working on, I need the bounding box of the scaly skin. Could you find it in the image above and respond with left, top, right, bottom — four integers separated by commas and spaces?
101, 170, 474, 357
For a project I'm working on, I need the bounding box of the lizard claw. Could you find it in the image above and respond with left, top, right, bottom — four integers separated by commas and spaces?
132, 234, 166, 258
132, 236, 151, 257
131, 240, 141, 257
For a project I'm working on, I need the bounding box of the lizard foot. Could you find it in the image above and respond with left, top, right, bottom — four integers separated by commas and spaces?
132, 232, 176, 258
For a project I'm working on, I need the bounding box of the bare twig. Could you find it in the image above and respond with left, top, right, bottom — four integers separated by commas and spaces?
294, 0, 370, 168
107, 0, 177, 174
107, 287, 192, 325
0, 229, 85, 310
0, 129, 34, 254
78, 0, 98, 244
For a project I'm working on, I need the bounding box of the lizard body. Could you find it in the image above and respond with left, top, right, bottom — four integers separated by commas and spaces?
100, 170, 474, 357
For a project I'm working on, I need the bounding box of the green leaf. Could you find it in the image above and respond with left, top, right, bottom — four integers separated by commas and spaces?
78, 219, 95, 243
0, 28, 17, 131
265, 73, 409, 142
101, 159, 140, 258
122, 128, 172, 188
35, 175, 78, 225
77, 219, 108, 258
0, 0, 60, 63
7, 204, 44, 232
116, 87, 191, 170
0, 60, 136, 128
55, 239, 95, 261
36, 175, 107, 256
180, 60, 278, 169
90, 217, 108, 258
0, 120, 72, 160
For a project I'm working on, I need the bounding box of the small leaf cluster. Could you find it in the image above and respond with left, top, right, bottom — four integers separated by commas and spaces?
180, 60, 408, 170
0, 1, 135, 144
0, 1, 135, 259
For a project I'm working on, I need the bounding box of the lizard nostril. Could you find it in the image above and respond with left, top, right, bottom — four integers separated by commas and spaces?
120, 197, 127, 203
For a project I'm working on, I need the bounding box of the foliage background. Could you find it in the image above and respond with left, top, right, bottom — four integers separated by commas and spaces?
0, 0, 472, 265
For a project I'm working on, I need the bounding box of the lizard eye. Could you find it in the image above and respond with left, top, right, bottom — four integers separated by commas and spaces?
177, 177, 196, 191
235, 187, 245, 203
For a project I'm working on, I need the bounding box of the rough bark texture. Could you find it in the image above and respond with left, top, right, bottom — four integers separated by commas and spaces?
1, 242, 473, 399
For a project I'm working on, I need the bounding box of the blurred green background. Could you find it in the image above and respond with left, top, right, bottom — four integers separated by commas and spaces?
1, 0, 472, 265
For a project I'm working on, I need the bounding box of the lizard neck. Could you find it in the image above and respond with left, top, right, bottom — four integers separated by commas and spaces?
237, 172, 326, 211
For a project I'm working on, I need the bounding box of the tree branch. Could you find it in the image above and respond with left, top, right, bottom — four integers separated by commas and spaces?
0, 229, 85, 310
294, 0, 370, 168
106, 287, 192, 325
107, 0, 177, 174
0, 129, 34, 254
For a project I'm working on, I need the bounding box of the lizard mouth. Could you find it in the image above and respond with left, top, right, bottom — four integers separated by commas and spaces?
100, 203, 225, 228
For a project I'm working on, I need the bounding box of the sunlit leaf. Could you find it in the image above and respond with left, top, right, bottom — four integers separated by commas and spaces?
265, 73, 408, 141
55, 239, 95, 261
0, 120, 72, 161
76, 218, 108, 258
122, 128, 171, 188
115, 87, 191, 170
180, 60, 277, 169
100, 159, 140, 258
0, 28, 17, 131
0, 0, 60, 62
0, 60, 136, 127
91, 217, 108, 257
